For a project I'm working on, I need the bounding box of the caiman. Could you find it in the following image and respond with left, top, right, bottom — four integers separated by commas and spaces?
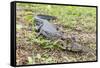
34, 14, 95, 55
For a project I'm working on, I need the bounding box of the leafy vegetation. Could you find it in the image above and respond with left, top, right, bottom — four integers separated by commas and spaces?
16, 3, 96, 65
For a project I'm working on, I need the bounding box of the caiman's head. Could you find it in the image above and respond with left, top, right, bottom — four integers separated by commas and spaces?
34, 16, 43, 32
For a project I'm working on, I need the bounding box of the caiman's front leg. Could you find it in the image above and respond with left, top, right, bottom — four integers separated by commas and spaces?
36, 28, 43, 37
36, 28, 50, 39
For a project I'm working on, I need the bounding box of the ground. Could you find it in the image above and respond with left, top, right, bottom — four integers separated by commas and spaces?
16, 3, 97, 65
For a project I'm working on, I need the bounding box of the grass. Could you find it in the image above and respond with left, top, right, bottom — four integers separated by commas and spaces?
16, 3, 96, 65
